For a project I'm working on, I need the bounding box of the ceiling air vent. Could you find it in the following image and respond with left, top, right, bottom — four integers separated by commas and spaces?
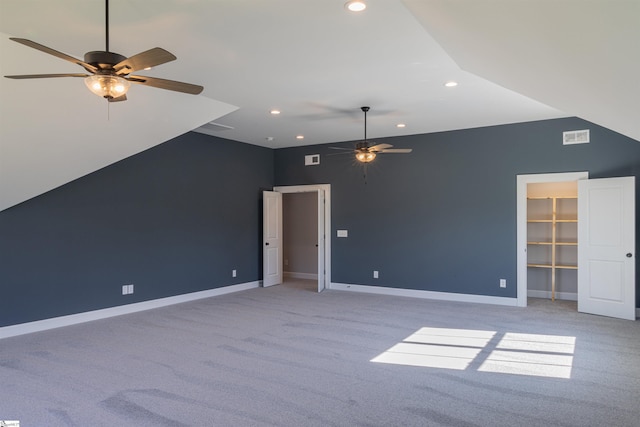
201, 122, 234, 132
563, 129, 590, 145
193, 122, 235, 137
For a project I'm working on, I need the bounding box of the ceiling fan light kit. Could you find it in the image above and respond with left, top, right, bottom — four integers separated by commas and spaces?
84, 74, 130, 99
355, 150, 376, 163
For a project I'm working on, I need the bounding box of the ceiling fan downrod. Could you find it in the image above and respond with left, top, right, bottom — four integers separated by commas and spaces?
105, 0, 110, 52
362, 106, 370, 142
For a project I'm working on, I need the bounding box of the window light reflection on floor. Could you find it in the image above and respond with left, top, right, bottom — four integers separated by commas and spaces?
371, 327, 575, 379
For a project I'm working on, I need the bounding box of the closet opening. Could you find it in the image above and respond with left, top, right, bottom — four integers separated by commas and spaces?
526, 181, 578, 302
516, 172, 588, 308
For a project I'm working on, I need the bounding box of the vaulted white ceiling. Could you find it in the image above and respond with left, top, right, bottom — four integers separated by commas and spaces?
1, 1, 637, 211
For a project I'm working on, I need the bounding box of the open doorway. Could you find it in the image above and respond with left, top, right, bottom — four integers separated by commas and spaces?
516, 172, 588, 308
282, 192, 319, 291
526, 181, 579, 302
273, 184, 331, 292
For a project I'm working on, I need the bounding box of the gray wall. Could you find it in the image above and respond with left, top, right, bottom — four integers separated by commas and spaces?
1, 116, 638, 329
274, 117, 640, 306
283, 192, 318, 275
0, 133, 273, 327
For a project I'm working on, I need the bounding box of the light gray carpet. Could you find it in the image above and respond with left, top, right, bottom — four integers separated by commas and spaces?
1, 279, 639, 426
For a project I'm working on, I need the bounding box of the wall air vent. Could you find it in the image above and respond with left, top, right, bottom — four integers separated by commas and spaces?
305, 154, 320, 166
563, 129, 590, 145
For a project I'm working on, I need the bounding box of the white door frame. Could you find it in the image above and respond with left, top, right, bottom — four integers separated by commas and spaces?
516, 172, 588, 307
274, 184, 331, 292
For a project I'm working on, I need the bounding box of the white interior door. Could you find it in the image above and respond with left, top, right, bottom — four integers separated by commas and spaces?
317, 189, 326, 292
263, 191, 282, 287
578, 177, 635, 320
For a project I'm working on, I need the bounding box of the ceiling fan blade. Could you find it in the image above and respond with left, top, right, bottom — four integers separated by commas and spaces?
9, 38, 98, 74
369, 143, 393, 152
127, 75, 203, 95
108, 94, 127, 103
4, 73, 89, 79
114, 48, 177, 75
380, 148, 413, 153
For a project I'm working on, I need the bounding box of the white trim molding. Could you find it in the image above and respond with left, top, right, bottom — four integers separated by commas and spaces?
330, 283, 518, 307
0, 281, 260, 340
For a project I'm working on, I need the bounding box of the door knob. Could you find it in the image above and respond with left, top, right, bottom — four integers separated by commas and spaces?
265, 242, 269, 246
627, 253, 633, 258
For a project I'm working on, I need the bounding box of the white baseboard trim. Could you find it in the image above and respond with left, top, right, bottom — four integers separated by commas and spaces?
0, 281, 260, 340
527, 290, 578, 301
284, 271, 318, 280
330, 283, 518, 307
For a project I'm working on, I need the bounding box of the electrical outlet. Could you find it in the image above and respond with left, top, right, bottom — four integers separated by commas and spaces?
500, 279, 506, 288
232, 269, 237, 278
122, 285, 128, 295
128, 284, 134, 294
373, 270, 379, 279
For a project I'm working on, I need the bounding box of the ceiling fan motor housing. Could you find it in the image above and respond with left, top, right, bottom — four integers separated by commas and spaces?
84, 51, 127, 72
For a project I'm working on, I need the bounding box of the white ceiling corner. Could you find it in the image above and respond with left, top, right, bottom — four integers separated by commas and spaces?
402, 0, 640, 143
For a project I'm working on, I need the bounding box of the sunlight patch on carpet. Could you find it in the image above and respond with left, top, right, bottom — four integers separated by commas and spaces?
371, 327, 575, 379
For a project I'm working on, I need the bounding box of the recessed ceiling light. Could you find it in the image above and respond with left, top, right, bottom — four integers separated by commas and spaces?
270, 109, 281, 115
345, 1, 366, 12
296, 135, 304, 140
444, 81, 458, 87
396, 123, 406, 128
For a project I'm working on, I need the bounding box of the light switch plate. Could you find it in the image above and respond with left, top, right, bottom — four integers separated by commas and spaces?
337, 230, 348, 237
